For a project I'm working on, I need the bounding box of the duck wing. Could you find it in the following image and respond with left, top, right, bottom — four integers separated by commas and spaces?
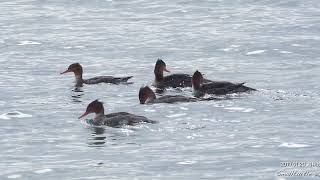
84, 76, 133, 84
155, 95, 196, 103
105, 112, 131, 118
158, 74, 213, 88
163, 74, 192, 88
203, 83, 246, 95
104, 112, 157, 127
201, 81, 236, 89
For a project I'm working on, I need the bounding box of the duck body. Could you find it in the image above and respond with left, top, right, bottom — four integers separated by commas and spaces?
158, 73, 192, 88
61, 63, 132, 86
83, 76, 133, 85
193, 82, 248, 97
192, 70, 256, 97
139, 86, 222, 104
139, 85, 195, 104
79, 100, 157, 127
153, 59, 211, 88
139, 86, 205, 104
200, 81, 255, 93
152, 95, 197, 104
92, 112, 157, 127
156, 74, 212, 88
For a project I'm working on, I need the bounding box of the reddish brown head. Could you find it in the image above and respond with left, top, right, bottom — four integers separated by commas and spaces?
192, 70, 203, 89
139, 86, 156, 104
79, 100, 104, 119
61, 63, 83, 76
154, 59, 170, 81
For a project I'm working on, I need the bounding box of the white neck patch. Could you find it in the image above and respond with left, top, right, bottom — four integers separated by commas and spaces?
75, 75, 83, 83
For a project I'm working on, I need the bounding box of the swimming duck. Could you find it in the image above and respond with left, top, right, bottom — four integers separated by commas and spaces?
79, 100, 157, 127
192, 70, 256, 97
139, 86, 222, 104
139, 86, 197, 104
61, 63, 132, 86
153, 59, 212, 89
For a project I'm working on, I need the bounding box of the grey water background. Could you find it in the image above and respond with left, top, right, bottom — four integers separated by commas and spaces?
1, 0, 320, 179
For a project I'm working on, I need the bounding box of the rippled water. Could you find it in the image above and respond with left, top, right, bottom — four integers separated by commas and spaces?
1, 0, 320, 179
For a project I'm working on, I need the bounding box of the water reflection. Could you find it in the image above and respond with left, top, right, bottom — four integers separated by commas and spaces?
72, 87, 83, 93
87, 126, 140, 147
71, 87, 84, 102
87, 127, 106, 147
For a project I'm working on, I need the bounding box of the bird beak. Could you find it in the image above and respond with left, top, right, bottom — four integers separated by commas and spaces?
164, 67, 170, 73
60, 69, 71, 74
78, 111, 90, 119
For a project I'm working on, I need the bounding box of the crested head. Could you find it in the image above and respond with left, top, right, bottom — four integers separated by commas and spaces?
192, 70, 203, 89
68, 63, 83, 75
154, 59, 170, 79
61, 63, 83, 75
79, 99, 104, 119
156, 58, 166, 67
68, 62, 81, 69
139, 86, 156, 104
87, 99, 104, 113
193, 70, 203, 79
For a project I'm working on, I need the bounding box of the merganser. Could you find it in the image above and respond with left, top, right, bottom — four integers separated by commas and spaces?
79, 100, 157, 127
139, 86, 222, 104
61, 63, 133, 86
139, 86, 197, 104
153, 59, 212, 89
192, 70, 256, 97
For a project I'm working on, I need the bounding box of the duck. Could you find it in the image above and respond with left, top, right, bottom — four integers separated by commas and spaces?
79, 100, 157, 127
139, 86, 222, 104
139, 86, 197, 104
192, 70, 256, 97
61, 63, 133, 86
153, 59, 212, 89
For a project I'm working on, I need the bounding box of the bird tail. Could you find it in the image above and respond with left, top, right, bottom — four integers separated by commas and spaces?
235, 82, 257, 92
120, 76, 133, 82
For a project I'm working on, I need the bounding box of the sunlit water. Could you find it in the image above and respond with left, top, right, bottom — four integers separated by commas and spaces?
1, 0, 320, 179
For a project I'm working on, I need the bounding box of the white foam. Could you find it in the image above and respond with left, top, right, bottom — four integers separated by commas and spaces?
34, 169, 53, 174
279, 142, 311, 148
291, 44, 303, 47
179, 107, 189, 110
75, 45, 85, 48
246, 50, 266, 55
224, 107, 255, 112
177, 160, 197, 165
252, 145, 263, 148
279, 51, 292, 54
277, 90, 286, 93
219, 48, 232, 52
243, 108, 255, 112
144, 109, 156, 112
0, 114, 10, 119
18, 40, 41, 45
120, 128, 135, 134
166, 113, 186, 118
0, 111, 32, 120
7, 174, 22, 179
187, 135, 194, 139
